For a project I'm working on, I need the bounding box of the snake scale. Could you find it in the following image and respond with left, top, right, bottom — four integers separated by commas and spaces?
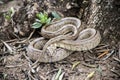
27, 17, 101, 62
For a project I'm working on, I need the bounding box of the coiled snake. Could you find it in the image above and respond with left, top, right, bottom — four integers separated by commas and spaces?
27, 17, 101, 62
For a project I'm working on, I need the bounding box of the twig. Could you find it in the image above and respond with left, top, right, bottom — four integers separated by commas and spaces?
28, 71, 37, 80
95, 44, 109, 50
46, 69, 59, 75
16, 29, 35, 43
17, 47, 26, 52
118, 43, 120, 58
12, 32, 20, 40
28, 63, 35, 73
102, 50, 115, 60
113, 57, 120, 63
95, 49, 110, 53
1, 40, 13, 54
23, 53, 32, 63
97, 50, 109, 59
111, 68, 120, 77
2, 39, 19, 43
5, 64, 22, 68
82, 62, 97, 68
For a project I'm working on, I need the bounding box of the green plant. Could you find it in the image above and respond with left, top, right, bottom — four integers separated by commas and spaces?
51, 11, 61, 19
32, 12, 51, 29
4, 7, 15, 21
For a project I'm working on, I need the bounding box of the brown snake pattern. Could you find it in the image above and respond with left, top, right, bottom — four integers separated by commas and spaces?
27, 17, 101, 62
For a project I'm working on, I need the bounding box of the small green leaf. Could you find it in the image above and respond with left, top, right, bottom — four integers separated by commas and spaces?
39, 12, 44, 19
33, 12, 51, 29
40, 17, 46, 23
5, 15, 11, 20
3, 7, 15, 21
52, 11, 61, 19
35, 19, 41, 22
10, 7, 15, 15
46, 18, 51, 24
36, 13, 41, 19
36, 13, 39, 18
55, 68, 62, 80
32, 22, 42, 29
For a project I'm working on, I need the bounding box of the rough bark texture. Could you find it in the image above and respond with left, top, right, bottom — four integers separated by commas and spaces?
83, 0, 120, 45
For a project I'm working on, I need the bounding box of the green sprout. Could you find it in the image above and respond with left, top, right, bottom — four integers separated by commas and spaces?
32, 12, 51, 29
4, 7, 15, 21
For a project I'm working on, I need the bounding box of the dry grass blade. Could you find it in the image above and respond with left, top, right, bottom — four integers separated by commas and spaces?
113, 57, 120, 63
16, 29, 35, 43
82, 62, 97, 68
46, 69, 58, 75
28, 71, 37, 80
95, 44, 109, 50
95, 49, 110, 53
52, 74, 56, 80
85, 71, 95, 80
5, 64, 22, 68
111, 68, 120, 76
71, 61, 80, 70
1, 40, 13, 54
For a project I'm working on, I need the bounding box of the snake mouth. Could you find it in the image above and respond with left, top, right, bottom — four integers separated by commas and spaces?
78, 28, 96, 41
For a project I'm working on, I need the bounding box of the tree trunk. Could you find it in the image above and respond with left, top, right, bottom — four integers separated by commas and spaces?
82, 0, 120, 46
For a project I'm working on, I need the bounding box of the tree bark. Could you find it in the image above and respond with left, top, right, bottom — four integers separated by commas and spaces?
82, 0, 120, 45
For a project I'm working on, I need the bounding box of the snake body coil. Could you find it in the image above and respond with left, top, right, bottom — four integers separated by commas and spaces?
27, 17, 101, 62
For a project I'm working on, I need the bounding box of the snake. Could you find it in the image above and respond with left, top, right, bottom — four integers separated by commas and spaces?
27, 17, 101, 62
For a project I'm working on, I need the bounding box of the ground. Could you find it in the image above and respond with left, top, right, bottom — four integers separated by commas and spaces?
0, 0, 120, 80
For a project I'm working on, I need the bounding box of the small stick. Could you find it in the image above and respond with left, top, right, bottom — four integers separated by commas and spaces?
113, 57, 120, 63
16, 29, 35, 43
102, 50, 115, 60
97, 50, 109, 59
111, 68, 120, 77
